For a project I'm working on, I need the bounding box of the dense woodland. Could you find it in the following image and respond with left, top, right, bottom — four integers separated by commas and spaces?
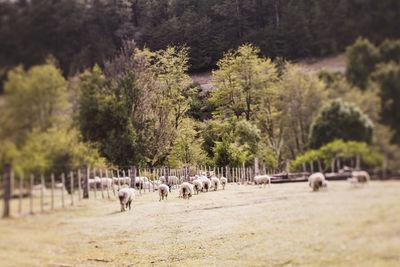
0, 1, 400, 177
1, 0, 400, 87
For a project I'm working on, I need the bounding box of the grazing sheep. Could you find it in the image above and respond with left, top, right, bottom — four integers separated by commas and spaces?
308, 172, 327, 191
220, 177, 227, 190
32, 184, 46, 193
351, 170, 370, 184
158, 184, 169, 201
192, 179, 203, 194
211, 177, 220, 191
100, 178, 113, 188
254, 175, 271, 187
55, 183, 65, 190
200, 176, 211, 192
179, 182, 194, 199
118, 187, 135, 212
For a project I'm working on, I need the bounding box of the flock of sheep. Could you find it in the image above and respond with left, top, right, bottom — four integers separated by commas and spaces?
115, 170, 371, 212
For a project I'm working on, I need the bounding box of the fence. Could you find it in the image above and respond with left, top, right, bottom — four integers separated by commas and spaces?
1, 163, 271, 218
3, 159, 388, 218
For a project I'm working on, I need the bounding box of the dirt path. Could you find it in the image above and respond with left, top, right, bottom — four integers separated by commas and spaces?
1, 181, 400, 266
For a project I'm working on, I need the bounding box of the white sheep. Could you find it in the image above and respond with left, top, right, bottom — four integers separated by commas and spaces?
192, 179, 203, 194
118, 187, 135, 212
100, 178, 113, 188
179, 182, 194, 199
211, 177, 220, 191
351, 170, 370, 185
220, 177, 227, 190
254, 175, 271, 188
32, 184, 46, 193
158, 184, 169, 201
308, 172, 327, 191
200, 176, 211, 192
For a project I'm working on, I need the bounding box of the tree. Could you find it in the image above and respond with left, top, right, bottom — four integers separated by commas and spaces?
2, 63, 68, 144
166, 118, 207, 168
78, 65, 139, 168
279, 64, 327, 157
345, 37, 380, 90
372, 62, 400, 144
210, 44, 278, 121
309, 99, 373, 149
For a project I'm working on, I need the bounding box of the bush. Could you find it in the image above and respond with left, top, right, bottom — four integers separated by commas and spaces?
309, 99, 373, 149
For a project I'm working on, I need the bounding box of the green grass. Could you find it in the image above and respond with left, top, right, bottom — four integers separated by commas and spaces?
0, 181, 399, 266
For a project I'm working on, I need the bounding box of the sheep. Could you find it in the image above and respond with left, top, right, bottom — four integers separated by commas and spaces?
220, 177, 227, 190
254, 175, 271, 188
308, 172, 328, 191
351, 170, 370, 185
143, 181, 151, 190
179, 182, 194, 199
100, 178, 113, 188
158, 184, 169, 201
200, 176, 211, 192
159, 176, 177, 190
192, 179, 203, 194
55, 183, 65, 190
211, 177, 220, 191
118, 187, 135, 212
32, 184, 46, 193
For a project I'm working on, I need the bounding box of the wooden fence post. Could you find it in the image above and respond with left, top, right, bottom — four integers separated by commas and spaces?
117, 169, 121, 190
286, 159, 290, 173
331, 159, 335, 173
317, 157, 323, 172
93, 168, 97, 199
51, 173, 55, 210
77, 169, 82, 201
2, 163, 12, 218
100, 169, 104, 199
242, 163, 245, 184
152, 168, 155, 192
356, 154, 360, 170
40, 174, 45, 213
302, 161, 306, 173
130, 166, 136, 189
83, 165, 89, 199
226, 166, 230, 183
61, 173, 65, 208
18, 174, 23, 214
105, 169, 110, 199
70, 171, 74, 206
254, 158, 259, 177
262, 159, 266, 175
30, 174, 34, 214
310, 161, 314, 173
336, 158, 341, 172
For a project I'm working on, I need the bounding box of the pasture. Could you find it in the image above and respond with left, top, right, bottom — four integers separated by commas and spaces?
1, 181, 399, 266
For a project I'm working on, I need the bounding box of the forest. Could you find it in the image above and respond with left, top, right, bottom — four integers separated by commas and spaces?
0, 0, 400, 176
1, 0, 400, 85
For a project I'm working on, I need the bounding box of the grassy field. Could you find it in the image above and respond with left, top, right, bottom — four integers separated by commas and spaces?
0, 181, 399, 266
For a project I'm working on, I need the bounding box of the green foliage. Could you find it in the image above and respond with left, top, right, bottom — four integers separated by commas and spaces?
210, 44, 278, 121
0, 63, 104, 176
291, 139, 383, 171
166, 118, 207, 168
309, 99, 373, 149
345, 38, 380, 90
1, 0, 400, 83
2, 64, 68, 143
372, 62, 400, 144
78, 65, 139, 168
19, 127, 104, 177
379, 39, 400, 63
279, 64, 328, 156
